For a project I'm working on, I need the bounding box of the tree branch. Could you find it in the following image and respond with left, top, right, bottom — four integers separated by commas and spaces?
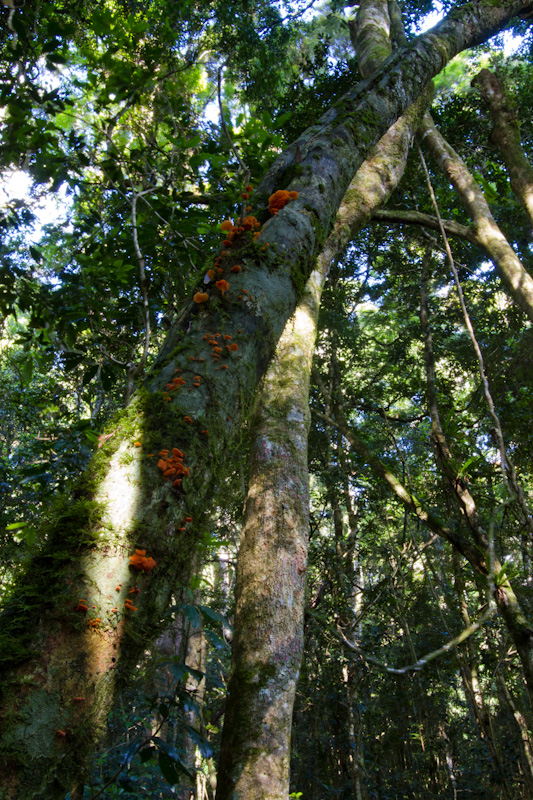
372, 207, 476, 242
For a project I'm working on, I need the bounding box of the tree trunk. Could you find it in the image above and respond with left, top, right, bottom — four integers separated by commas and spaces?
452, 550, 514, 799
420, 255, 533, 704
472, 68, 533, 228
215, 2, 430, 791
419, 112, 533, 321
1, 2, 531, 796
214, 262, 322, 800
497, 674, 533, 792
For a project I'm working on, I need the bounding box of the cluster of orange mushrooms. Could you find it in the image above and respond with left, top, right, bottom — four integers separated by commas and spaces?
193, 185, 298, 305
157, 446, 190, 489
75, 547, 158, 625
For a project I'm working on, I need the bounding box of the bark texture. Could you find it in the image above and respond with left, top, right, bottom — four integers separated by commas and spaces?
215, 3, 428, 793
419, 112, 533, 321
473, 68, 533, 228
0, 1, 531, 796
215, 267, 322, 800
372, 207, 475, 242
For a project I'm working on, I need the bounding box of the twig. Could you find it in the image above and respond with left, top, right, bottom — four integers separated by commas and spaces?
217, 65, 251, 222
127, 191, 152, 400
336, 602, 497, 675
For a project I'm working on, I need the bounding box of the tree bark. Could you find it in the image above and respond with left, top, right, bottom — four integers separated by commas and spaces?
372, 207, 475, 242
1, 1, 531, 796
451, 550, 514, 800
472, 68, 533, 228
419, 112, 533, 321
214, 264, 322, 800
215, 2, 429, 794
497, 673, 533, 792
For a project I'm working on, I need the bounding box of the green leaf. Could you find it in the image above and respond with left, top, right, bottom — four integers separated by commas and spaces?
20, 356, 33, 384
13, 527, 37, 546
139, 747, 155, 762
158, 751, 181, 785
198, 604, 226, 623
63, 352, 85, 371
47, 53, 67, 65
29, 245, 43, 263
168, 662, 204, 683
182, 604, 200, 627
184, 726, 213, 759
100, 364, 118, 390
204, 629, 227, 650
262, 109, 273, 128
274, 110, 292, 128
82, 365, 99, 386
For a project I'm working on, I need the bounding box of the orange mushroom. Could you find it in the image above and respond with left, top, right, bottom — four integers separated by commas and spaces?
129, 550, 157, 572
193, 292, 209, 304
216, 279, 230, 295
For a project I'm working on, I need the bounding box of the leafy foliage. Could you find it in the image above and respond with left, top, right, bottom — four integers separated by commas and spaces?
2, 0, 533, 797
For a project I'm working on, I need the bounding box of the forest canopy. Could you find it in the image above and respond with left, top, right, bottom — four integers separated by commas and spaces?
2, 1, 533, 798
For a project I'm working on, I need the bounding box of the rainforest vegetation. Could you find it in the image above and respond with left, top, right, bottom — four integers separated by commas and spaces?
2, 1, 533, 798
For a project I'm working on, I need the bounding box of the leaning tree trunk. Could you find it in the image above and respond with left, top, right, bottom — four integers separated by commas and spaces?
0, 2, 530, 797
420, 256, 533, 703
472, 68, 533, 229
451, 550, 514, 799
214, 263, 323, 800
214, 3, 432, 795
419, 112, 533, 321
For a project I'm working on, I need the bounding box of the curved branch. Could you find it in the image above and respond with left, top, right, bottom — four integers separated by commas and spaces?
372, 207, 476, 242
337, 602, 497, 675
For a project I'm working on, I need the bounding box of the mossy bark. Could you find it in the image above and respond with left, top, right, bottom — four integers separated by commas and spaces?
473, 68, 533, 228
419, 112, 533, 322
215, 5, 430, 796
351, 0, 391, 76
214, 267, 323, 800
0, 2, 531, 796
